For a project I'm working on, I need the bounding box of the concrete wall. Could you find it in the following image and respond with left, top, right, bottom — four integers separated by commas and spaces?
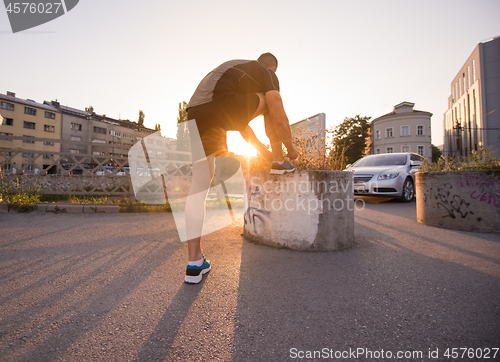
416, 170, 500, 233
243, 170, 355, 251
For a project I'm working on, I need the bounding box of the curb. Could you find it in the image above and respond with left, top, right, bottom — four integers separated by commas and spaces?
1, 203, 120, 214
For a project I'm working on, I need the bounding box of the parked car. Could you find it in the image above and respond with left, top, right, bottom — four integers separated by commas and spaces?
345, 152, 424, 202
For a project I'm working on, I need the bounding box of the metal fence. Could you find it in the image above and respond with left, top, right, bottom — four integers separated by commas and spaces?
0, 148, 192, 200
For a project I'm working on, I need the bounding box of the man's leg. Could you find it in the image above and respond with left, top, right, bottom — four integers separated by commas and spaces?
185, 156, 213, 262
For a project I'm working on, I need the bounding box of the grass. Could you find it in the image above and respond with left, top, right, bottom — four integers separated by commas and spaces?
248, 126, 349, 171
419, 147, 500, 172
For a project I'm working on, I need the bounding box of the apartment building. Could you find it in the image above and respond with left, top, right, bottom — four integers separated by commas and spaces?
0, 91, 61, 173
43, 101, 156, 161
370, 102, 432, 162
444, 36, 500, 157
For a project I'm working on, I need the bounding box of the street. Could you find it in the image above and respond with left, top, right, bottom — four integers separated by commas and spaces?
0, 199, 499, 361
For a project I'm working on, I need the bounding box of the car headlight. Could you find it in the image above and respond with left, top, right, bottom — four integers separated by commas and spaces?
378, 172, 399, 180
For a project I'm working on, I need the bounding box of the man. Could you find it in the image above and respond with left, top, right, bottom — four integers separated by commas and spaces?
183, 53, 299, 283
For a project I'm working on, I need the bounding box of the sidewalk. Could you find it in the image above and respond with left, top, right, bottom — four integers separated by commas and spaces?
0, 201, 499, 361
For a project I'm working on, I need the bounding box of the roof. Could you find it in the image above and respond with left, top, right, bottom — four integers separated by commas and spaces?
0, 93, 60, 113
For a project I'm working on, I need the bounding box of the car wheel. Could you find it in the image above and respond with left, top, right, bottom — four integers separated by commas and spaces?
400, 178, 414, 202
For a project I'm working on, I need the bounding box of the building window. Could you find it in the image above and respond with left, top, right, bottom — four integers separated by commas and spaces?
92, 151, 106, 155
22, 164, 34, 171
400, 125, 410, 136
94, 126, 106, 134
0, 132, 13, 139
24, 107, 37, 116
23, 121, 36, 129
0, 101, 14, 111
71, 123, 82, 131
467, 66, 471, 88
375, 148, 381, 154
43, 154, 53, 159
45, 111, 56, 119
401, 145, 410, 153
386, 147, 393, 153
22, 152, 35, 158
43, 141, 54, 146
3, 163, 12, 171
109, 130, 121, 137
44, 125, 55, 133
417, 145, 424, 156
2, 117, 13, 126
472, 59, 476, 82
375, 130, 380, 140
69, 149, 81, 154
92, 138, 106, 143
123, 133, 134, 140
70, 136, 81, 141
417, 125, 424, 136
23, 135, 35, 143
385, 128, 393, 138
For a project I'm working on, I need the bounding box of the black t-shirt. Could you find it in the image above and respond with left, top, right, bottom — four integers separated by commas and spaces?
187, 59, 280, 109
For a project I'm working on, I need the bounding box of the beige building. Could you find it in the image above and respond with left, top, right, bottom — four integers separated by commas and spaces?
444, 36, 500, 157
370, 101, 433, 162
0, 91, 61, 173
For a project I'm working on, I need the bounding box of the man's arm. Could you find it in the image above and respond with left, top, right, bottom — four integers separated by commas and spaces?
264, 90, 298, 159
240, 125, 273, 160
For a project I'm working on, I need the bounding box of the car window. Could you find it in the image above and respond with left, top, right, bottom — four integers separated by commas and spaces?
410, 153, 424, 162
352, 154, 407, 167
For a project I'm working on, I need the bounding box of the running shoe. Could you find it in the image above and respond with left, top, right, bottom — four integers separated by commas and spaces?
270, 160, 296, 175
184, 256, 211, 284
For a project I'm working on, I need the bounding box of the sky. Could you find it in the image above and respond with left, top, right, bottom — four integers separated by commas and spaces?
1, 0, 499, 154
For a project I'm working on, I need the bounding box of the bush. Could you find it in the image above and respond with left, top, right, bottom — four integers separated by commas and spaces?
0, 173, 41, 212
249, 126, 349, 171
419, 147, 500, 172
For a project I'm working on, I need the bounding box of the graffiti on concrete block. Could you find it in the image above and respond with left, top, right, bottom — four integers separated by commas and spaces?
424, 183, 474, 219
244, 186, 270, 233
470, 189, 500, 208
460, 174, 500, 188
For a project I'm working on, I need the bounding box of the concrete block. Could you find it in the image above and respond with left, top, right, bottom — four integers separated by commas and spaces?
35, 203, 47, 212
416, 170, 500, 233
83, 205, 97, 213
46, 204, 83, 213
243, 170, 355, 251
95, 205, 119, 213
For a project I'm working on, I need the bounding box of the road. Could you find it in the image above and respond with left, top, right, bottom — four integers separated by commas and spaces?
0, 198, 499, 361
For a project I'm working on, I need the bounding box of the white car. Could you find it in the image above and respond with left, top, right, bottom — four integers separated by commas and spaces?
345, 152, 424, 202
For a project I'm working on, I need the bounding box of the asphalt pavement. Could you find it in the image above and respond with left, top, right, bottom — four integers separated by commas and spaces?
0, 198, 499, 361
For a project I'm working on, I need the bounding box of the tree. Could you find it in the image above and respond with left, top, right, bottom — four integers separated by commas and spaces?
332, 115, 371, 165
176, 101, 190, 155
85, 105, 94, 113
431, 144, 442, 163
137, 110, 145, 126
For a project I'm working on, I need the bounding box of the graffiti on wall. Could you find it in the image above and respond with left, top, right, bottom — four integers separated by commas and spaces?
244, 186, 270, 234
423, 183, 474, 219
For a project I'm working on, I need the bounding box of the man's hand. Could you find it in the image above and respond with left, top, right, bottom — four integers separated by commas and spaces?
287, 146, 299, 160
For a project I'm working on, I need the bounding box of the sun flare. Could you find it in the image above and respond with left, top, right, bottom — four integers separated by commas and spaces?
226, 131, 257, 157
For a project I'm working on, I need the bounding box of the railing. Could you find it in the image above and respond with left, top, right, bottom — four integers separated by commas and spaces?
0, 147, 192, 200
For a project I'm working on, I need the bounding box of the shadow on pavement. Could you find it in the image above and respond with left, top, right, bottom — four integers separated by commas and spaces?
134, 281, 205, 361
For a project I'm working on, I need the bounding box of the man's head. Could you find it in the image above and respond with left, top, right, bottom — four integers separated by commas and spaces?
258, 53, 278, 72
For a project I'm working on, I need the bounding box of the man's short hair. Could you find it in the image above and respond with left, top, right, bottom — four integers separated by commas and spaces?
258, 53, 278, 69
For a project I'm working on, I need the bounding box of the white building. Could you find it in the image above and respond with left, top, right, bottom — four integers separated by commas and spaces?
370, 102, 432, 162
